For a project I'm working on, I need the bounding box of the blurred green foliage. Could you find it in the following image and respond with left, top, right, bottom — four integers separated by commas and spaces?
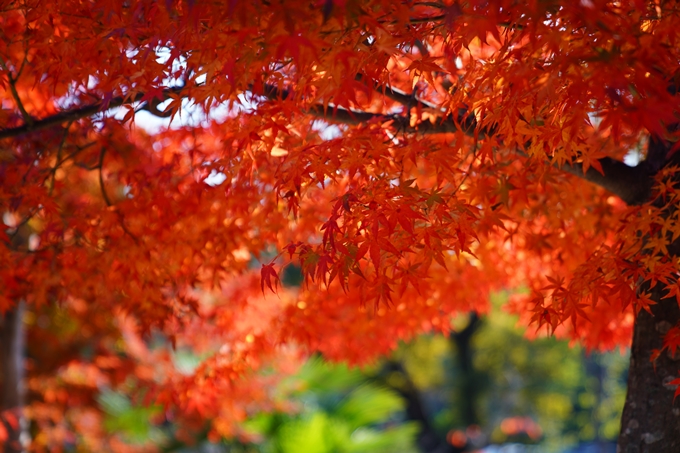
394, 292, 629, 451
98, 389, 166, 445
244, 357, 419, 453
99, 292, 628, 452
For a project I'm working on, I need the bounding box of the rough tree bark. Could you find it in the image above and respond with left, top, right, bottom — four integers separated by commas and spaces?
1, 302, 26, 453
616, 134, 680, 451
618, 287, 680, 452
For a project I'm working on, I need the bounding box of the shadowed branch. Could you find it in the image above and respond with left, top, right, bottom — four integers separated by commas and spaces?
0, 86, 186, 140
0, 82, 656, 205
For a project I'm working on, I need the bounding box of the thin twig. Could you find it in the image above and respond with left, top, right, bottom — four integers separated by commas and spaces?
97, 147, 113, 207
14, 42, 29, 80
0, 55, 33, 125
0, 85, 187, 140
97, 147, 140, 244
49, 122, 74, 195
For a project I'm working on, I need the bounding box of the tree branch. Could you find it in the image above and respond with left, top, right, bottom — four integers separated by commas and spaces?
261, 80, 478, 134
378, 360, 455, 453
0, 81, 654, 206
354, 74, 486, 134
346, 79, 655, 204
356, 73, 428, 108
1, 81, 475, 139
513, 146, 653, 205
0, 86, 186, 140
0, 56, 33, 126
561, 157, 653, 206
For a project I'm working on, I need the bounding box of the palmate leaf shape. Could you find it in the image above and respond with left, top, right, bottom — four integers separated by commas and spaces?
260, 262, 280, 294
2, 0, 680, 450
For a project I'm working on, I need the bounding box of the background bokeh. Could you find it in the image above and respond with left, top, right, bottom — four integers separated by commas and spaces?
97, 292, 627, 453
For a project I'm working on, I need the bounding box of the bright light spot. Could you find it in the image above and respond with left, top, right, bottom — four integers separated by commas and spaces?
2, 212, 17, 228
270, 145, 289, 157
205, 170, 227, 186
28, 234, 40, 251
127, 99, 235, 134
312, 120, 344, 141
231, 246, 251, 262
624, 150, 641, 167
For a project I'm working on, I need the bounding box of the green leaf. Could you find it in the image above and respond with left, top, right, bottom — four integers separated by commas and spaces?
278, 413, 333, 453
334, 384, 403, 429
97, 389, 165, 445
346, 423, 420, 453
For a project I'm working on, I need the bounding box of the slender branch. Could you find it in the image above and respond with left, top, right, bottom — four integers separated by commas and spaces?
316, 103, 479, 137
408, 14, 446, 25
261, 82, 479, 137
13, 32, 31, 81
0, 79, 651, 204
414, 1, 446, 8
355, 73, 441, 110
14, 51, 28, 81
98, 148, 113, 207
259, 82, 411, 126
98, 147, 140, 244
1, 80, 472, 140
48, 122, 73, 195
0, 86, 186, 140
0, 56, 33, 126
137, 94, 177, 118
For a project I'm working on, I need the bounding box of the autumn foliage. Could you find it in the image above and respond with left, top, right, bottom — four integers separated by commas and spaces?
2, 0, 680, 449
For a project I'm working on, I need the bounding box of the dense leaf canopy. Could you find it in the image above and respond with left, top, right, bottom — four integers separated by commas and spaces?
2, 0, 680, 447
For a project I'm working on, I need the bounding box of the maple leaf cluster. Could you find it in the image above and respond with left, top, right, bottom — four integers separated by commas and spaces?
2, 0, 680, 447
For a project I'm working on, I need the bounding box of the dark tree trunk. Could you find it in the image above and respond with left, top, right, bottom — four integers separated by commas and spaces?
450, 313, 481, 427
618, 291, 680, 452
1, 302, 26, 453
615, 130, 680, 451
380, 360, 451, 453
378, 314, 485, 453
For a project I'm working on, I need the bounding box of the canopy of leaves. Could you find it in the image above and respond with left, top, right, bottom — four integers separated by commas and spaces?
2, 0, 680, 447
